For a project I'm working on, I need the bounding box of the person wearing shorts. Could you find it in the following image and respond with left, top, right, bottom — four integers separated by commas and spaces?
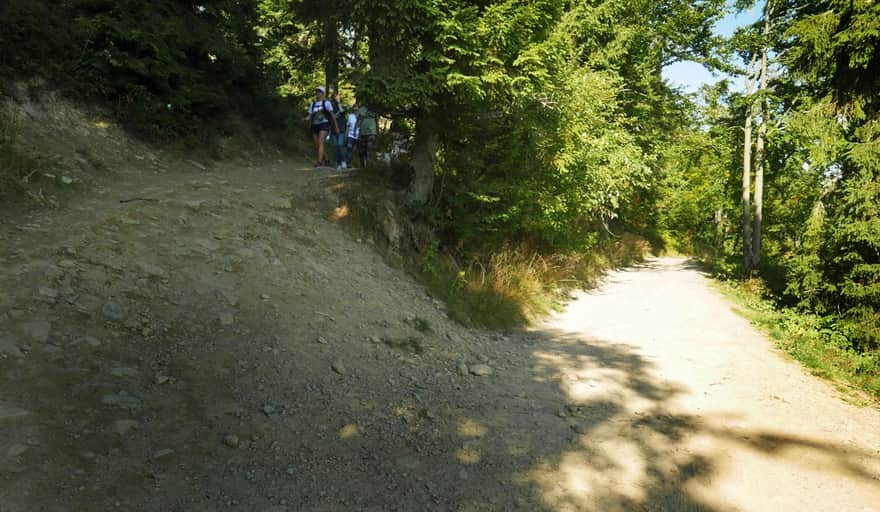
305, 86, 338, 167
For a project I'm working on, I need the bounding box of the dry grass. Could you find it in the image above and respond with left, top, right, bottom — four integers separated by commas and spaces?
424, 234, 650, 328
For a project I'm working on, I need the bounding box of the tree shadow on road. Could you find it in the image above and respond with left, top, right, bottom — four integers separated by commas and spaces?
427, 326, 880, 511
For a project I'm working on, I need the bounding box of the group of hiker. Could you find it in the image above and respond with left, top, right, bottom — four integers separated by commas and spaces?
306, 85, 377, 170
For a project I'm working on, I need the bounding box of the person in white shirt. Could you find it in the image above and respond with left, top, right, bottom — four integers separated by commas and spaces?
345, 103, 359, 169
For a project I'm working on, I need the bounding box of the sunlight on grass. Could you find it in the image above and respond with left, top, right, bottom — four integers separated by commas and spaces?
419, 235, 650, 329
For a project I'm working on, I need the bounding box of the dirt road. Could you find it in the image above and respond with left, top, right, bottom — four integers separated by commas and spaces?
1, 147, 878, 510
534, 258, 880, 511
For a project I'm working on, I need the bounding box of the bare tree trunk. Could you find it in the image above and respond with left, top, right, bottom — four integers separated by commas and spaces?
742, 55, 758, 273
742, 104, 754, 271
408, 112, 438, 204
751, 11, 771, 269
324, 17, 339, 92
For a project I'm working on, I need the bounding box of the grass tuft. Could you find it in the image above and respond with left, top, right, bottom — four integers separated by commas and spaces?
419, 234, 650, 329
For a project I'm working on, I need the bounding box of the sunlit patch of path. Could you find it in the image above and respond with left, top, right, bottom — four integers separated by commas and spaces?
527, 257, 880, 511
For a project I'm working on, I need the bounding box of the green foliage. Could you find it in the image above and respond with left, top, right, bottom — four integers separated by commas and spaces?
1, 0, 302, 141
776, 1, 880, 350
655, 0, 880, 352
0, 0, 78, 82
655, 91, 734, 255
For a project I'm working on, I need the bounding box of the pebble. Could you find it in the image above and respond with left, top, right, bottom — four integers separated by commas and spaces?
21, 320, 51, 342
7, 444, 28, 457
316, 336, 328, 344
0, 405, 29, 421
469, 364, 493, 376
456, 363, 469, 376
58, 259, 77, 269
77, 336, 102, 348
137, 262, 168, 279
219, 313, 234, 326
0, 336, 24, 358
570, 423, 590, 434
154, 375, 170, 385
38, 287, 59, 303
262, 404, 276, 416
151, 448, 174, 460
331, 360, 346, 375
112, 419, 141, 436
109, 367, 140, 378
101, 392, 143, 410
223, 435, 240, 448
102, 302, 125, 322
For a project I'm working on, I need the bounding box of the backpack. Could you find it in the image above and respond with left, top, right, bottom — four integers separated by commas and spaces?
311, 100, 332, 124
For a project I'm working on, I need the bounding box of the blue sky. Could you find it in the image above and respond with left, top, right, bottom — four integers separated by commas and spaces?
662, 4, 762, 93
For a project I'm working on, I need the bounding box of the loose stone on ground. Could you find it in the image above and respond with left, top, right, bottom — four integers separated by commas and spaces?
469, 364, 493, 376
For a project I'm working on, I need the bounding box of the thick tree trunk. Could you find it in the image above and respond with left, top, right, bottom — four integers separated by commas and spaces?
408, 113, 438, 204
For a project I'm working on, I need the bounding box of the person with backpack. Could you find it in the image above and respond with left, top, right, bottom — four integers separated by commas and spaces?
357, 104, 377, 167
304, 86, 339, 167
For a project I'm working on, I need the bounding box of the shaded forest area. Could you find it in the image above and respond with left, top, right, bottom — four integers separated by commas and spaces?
1, 0, 878, 393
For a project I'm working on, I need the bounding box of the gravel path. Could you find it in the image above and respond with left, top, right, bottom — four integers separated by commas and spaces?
532, 257, 880, 511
